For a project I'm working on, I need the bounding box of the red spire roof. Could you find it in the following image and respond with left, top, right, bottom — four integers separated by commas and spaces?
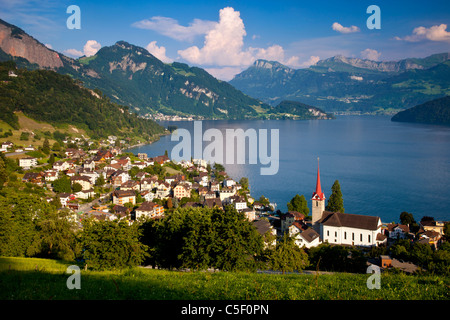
312, 158, 325, 200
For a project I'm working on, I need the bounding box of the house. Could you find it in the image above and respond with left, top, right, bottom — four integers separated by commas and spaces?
173, 183, 190, 199
319, 211, 386, 247
151, 155, 170, 165
70, 175, 92, 191
289, 223, 321, 249
134, 201, 164, 220
253, 219, 277, 249
113, 205, 131, 220
418, 230, 442, 249
53, 161, 70, 172
111, 170, 130, 187
420, 218, 446, 236
140, 177, 158, 191
112, 190, 136, 206
241, 208, 256, 221
121, 180, 140, 191
280, 211, 305, 234
386, 223, 411, 239
223, 179, 236, 188
83, 159, 96, 171
219, 187, 235, 201
192, 158, 207, 168
75, 189, 95, 200
204, 190, 217, 200
19, 157, 37, 169
22, 172, 43, 184
1, 141, 13, 151
203, 198, 223, 209
209, 180, 220, 192
140, 190, 156, 202
58, 193, 75, 207
44, 170, 59, 182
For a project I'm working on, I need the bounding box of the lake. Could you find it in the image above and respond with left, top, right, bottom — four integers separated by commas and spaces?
127, 116, 450, 223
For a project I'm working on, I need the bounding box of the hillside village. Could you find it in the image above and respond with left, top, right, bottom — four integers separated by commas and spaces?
2, 134, 448, 274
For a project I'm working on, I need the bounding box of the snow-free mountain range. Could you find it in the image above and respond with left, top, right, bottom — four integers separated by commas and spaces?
1, 18, 449, 119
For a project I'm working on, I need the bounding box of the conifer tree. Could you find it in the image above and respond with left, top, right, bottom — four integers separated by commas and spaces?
325, 180, 344, 213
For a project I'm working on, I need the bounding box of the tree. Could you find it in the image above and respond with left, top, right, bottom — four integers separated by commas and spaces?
287, 194, 310, 216
80, 218, 148, 271
42, 138, 50, 155
400, 211, 415, 225
268, 235, 309, 274
52, 176, 72, 194
52, 141, 61, 152
36, 208, 78, 260
325, 180, 344, 213
48, 153, 55, 166
0, 157, 8, 189
239, 177, 249, 190
72, 182, 82, 193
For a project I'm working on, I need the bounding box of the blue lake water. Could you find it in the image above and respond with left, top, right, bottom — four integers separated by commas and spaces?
127, 116, 450, 223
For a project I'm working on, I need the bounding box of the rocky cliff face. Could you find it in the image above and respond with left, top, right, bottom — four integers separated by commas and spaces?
0, 19, 63, 69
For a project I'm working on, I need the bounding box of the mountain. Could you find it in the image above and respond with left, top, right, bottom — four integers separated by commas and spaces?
0, 19, 271, 120
0, 61, 165, 142
230, 54, 450, 113
391, 96, 450, 125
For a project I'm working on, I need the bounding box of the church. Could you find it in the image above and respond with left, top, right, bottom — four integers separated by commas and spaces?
311, 160, 387, 247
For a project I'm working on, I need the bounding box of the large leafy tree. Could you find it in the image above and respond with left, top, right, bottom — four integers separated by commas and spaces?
80, 218, 148, 271
287, 194, 310, 216
268, 235, 309, 274
325, 180, 344, 213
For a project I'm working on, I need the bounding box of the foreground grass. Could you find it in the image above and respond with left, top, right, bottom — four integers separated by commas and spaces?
0, 257, 448, 300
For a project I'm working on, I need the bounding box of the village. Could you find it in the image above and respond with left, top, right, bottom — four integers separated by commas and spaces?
2, 135, 448, 274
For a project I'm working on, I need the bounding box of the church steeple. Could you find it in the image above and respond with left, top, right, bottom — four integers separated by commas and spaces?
311, 158, 325, 231
312, 158, 325, 201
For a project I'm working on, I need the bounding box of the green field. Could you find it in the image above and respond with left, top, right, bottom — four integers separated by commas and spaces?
0, 257, 448, 300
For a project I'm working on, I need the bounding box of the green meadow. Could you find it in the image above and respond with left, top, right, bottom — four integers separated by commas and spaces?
0, 257, 448, 300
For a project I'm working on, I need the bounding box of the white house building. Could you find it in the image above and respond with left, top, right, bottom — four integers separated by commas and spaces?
19, 157, 37, 169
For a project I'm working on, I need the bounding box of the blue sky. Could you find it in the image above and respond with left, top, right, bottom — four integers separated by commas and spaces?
1, 0, 449, 79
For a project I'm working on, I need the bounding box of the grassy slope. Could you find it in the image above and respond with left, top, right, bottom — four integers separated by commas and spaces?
0, 257, 448, 300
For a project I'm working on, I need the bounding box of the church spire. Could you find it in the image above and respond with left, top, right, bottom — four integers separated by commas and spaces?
312, 157, 325, 200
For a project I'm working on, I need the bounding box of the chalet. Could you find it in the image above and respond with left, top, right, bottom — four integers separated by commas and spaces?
22, 172, 43, 184
241, 208, 256, 221
418, 230, 442, 249
70, 175, 92, 191
120, 180, 140, 191
386, 223, 411, 240
66, 168, 77, 177
44, 170, 59, 182
134, 201, 164, 220
1, 141, 13, 151
289, 223, 321, 249
111, 158, 131, 171
140, 176, 158, 191
155, 181, 171, 199
140, 190, 156, 202
112, 190, 136, 206
209, 180, 220, 192
19, 157, 37, 169
223, 179, 236, 188
204, 190, 217, 200
83, 160, 96, 171
111, 170, 130, 187
53, 161, 70, 172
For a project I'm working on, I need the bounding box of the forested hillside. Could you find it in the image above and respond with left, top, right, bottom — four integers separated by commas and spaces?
0, 61, 165, 140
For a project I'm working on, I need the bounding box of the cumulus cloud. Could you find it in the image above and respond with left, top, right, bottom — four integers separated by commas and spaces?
64, 40, 101, 58
145, 41, 173, 63
132, 16, 217, 42
332, 22, 360, 34
177, 7, 292, 68
360, 48, 381, 61
83, 40, 101, 57
395, 24, 450, 42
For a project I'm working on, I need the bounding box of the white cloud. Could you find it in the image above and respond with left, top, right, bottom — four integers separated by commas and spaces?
332, 22, 360, 34
64, 40, 101, 58
205, 66, 246, 81
177, 7, 294, 69
132, 16, 217, 42
64, 48, 83, 58
145, 41, 173, 63
44, 43, 52, 49
83, 40, 101, 57
395, 24, 450, 42
360, 48, 381, 61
